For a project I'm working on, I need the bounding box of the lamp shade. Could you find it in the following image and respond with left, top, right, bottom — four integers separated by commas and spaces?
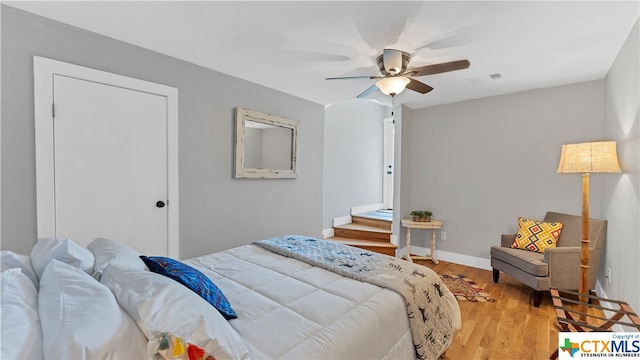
375, 77, 410, 96
557, 141, 621, 174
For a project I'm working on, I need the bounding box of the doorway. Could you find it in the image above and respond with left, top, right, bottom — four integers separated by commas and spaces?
383, 117, 394, 210
34, 57, 179, 257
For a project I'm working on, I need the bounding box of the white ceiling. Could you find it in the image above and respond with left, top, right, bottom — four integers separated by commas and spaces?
5, 1, 639, 109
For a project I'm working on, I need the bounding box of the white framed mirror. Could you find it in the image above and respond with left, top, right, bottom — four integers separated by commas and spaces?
234, 107, 299, 179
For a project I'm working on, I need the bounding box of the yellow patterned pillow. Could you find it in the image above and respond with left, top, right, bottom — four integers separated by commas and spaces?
511, 217, 563, 253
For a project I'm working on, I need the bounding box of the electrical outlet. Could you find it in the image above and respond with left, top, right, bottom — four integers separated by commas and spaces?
441, 231, 447, 240
607, 268, 612, 284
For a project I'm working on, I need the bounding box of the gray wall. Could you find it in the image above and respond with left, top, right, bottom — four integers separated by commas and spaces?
323, 99, 387, 230
1, 6, 325, 258
404, 80, 607, 259
602, 18, 639, 314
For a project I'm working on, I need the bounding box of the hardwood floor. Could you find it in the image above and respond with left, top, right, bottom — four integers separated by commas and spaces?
413, 259, 602, 360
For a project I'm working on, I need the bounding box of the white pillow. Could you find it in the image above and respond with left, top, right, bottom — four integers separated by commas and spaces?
1, 269, 44, 360
101, 264, 251, 360
31, 238, 95, 280
38, 260, 150, 359
87, 237, 146, 280
1, 250, 39, 287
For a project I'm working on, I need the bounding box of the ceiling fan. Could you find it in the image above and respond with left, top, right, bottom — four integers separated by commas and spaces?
326, 49, 470, 98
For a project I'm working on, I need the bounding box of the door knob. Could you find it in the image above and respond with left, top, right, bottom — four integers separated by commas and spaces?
156, 201, 165, 208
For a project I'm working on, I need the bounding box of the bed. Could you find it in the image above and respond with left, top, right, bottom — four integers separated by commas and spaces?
1, 235, 461, 360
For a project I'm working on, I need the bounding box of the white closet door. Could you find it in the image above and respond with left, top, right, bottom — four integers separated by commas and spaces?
52, 74, 168, 255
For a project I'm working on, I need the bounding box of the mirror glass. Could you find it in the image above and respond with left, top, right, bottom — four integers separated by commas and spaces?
244, 121, 294, 170
235, 108, 299, 178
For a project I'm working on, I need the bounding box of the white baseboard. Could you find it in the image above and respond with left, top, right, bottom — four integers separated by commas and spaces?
332, 215, 352, 227
390, 234, 399, 247
351, 203, 384, 215
399, 245, 492, 270
322, 228, 334, 238
595, 280, 605, 298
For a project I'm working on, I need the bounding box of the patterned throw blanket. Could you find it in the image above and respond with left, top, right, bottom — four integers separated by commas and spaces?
255, 235, 458, 360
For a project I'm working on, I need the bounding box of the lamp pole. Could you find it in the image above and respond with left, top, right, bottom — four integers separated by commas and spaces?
579, 173, 590, 321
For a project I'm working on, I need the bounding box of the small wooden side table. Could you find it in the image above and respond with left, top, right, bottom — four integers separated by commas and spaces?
401, 219, 443, 264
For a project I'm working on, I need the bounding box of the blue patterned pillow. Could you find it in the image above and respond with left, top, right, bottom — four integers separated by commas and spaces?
139, 256, 237, 320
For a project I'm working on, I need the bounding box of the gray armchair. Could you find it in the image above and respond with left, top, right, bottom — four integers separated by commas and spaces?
490, 211, 607, 307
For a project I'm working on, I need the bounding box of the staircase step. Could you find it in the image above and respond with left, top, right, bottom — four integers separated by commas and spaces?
328, 237, 397, 256
333, 223, 391, 242
354, 209, 393, 221
351, 215, 392, 230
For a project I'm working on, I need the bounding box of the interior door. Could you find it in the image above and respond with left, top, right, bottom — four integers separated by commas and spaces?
52, 75, 168, 254
383, 118, 395, 209
34, 57, 179, 258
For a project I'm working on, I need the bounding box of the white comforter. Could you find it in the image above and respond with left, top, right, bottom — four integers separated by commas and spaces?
2, 237, 459, 360
185, 244, 417, 359
254, 236, 462, 359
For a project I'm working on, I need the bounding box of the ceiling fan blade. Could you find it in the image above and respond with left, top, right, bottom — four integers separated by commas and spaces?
405, 79, 434, 94
357, 85, 379, 98
326, 75, 379, 80
383, 49, 404, 75
405, 59, 470, 77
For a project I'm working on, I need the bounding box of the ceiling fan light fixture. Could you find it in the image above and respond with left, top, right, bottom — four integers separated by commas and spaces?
376, 77, 410, 96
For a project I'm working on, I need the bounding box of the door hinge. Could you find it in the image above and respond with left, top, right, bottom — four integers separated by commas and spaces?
52, 103, 55, 118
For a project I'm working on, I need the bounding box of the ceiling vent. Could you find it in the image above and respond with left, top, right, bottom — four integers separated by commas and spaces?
467, 73, 503, 84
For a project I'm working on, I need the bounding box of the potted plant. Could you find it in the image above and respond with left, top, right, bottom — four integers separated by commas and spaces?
410, 210, 424, 221
410, 210, 433, 222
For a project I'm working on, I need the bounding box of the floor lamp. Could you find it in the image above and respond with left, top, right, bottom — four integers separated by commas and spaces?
557, 141, 621, 320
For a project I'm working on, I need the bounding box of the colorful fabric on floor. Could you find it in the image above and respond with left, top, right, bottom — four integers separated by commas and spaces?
440, 274, 496, 302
